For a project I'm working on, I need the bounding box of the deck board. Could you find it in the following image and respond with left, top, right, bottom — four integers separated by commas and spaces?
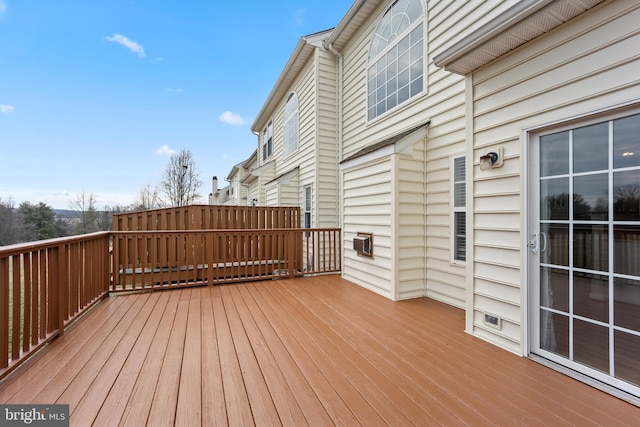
200, 286, 228, 427
118, 289, 181, 426
146, 291, 189, 426
1, 275, 639, 426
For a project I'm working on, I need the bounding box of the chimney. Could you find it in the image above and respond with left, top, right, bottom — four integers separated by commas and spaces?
212, 176, 218, 194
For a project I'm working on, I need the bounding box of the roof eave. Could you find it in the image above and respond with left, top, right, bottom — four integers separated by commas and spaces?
251, 29, 333, 132
323, 0, 373, 52
433, 0, 553, 74
433, 0, 604, 75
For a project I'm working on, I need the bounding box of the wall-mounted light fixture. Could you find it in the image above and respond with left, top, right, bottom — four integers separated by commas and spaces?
479, 146, 503, 170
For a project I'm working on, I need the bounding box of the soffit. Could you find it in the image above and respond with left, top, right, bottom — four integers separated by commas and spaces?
433, 0, 606, 75
324, 0, 381, 52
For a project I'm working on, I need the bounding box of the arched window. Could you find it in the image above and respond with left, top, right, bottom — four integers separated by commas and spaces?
367, 0, 424, 120
283, 93, 299, 157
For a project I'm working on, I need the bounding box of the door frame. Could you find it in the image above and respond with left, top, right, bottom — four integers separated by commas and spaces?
524, 100, 640, 404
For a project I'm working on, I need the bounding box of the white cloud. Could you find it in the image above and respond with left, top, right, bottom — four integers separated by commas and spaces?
155, 144, 175, 157
0, 104, 14, 113
105, 34, 146, 57
0, 1, 7, 18
219, 111, 247, 126
292, 8, 305, 26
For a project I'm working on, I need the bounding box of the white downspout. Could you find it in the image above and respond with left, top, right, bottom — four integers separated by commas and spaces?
327, 42, 343, 228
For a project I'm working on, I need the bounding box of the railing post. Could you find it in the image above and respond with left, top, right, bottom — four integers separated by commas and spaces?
57, 243, 66, 337
0, 256, 8, 368
288, 230, 295, 279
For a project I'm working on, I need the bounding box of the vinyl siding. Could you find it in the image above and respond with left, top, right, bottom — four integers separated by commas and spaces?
468, 0, 640, 353
339, 0, 484, 304
397, 142, 427, 300
257, 48, 339, 228
315, 49, 339, 228
342, 158, 394, 299
265, 183, 278, 207
280, 175, 299, 206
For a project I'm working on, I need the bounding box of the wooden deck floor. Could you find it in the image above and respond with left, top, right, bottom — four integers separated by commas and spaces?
0, 275, 639, 426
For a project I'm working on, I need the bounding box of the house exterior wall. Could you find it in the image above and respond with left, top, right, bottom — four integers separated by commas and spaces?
339, 0, 499, 303
397, 141, 428, 300
266, 174, 299, 207
342, 156, 395, 299
316, 49, 339, 228
223, 169, 248, 206
466, 0, 640, 354
255, 45, 339, 228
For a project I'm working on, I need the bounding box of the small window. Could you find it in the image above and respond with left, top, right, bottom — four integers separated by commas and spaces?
452, 155, 466, 263
283, 93, 299, 157
262, 121, 273, 161
303, 185, 312, 229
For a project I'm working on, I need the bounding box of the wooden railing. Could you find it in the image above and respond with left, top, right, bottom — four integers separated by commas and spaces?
113, 205, 301, 231
0, 227, 340, 378
111, 228, 341, 292
0, 232, 111, 378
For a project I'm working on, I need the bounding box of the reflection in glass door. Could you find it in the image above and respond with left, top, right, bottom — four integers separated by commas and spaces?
533, 112, 640, 395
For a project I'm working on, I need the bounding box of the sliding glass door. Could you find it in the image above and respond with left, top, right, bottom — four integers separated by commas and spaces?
531, 111, 640, 395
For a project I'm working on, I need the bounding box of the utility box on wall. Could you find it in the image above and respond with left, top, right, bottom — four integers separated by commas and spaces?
353, 232, 373, 257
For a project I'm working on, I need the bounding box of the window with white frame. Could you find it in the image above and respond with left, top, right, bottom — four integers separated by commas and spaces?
262, 121, 273, 161
367, 0, 424, 121
303, 185, 312, 229
283, 93, 299, 158
452, 155, 466, 263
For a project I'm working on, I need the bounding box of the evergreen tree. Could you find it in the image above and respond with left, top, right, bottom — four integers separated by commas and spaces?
19, 202, 58, 241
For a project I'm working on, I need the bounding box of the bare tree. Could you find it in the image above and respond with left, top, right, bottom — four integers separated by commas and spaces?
131, 183, 164, 211
0, 197, 25, 245
69, 191, 99, 234
159, 149, 203, 207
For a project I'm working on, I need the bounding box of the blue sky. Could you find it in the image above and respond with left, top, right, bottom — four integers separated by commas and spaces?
0, 0, 350, 209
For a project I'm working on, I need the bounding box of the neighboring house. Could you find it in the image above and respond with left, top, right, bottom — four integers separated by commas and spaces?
223, 161, 249, 206
250, 29, 339, 230
207, 176, 229, 205
240, 150, 259, 206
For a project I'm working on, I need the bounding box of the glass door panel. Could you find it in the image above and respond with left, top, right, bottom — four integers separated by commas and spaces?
533, 112, 640, 395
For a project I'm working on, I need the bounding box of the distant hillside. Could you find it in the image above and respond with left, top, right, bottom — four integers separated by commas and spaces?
54, 209, 81, 219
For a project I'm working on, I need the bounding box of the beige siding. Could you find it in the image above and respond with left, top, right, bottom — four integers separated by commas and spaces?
342, 158, 394, 299
265, 183, 278, 207
315, 49, 339, 228
280, 175, 299, 206
339, 0, 481, 305
468, 1, 640, 353
397, 141, 427, 300
257, 48, 339, 228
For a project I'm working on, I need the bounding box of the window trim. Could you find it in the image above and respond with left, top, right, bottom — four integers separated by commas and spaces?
262, 121, 273, 162
303, 184, 312, 229
366, 0, 426, 122
451, 154, 466, 265
283, 93, 299, 158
